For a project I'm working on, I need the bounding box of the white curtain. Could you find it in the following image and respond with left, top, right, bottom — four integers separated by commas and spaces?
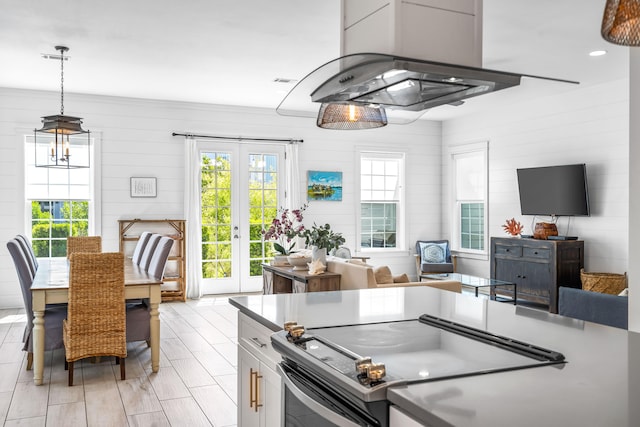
184, 137, 202, 299
285, 143, 300, 210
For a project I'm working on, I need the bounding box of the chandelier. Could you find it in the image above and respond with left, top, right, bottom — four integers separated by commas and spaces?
34, 46, 90, 168
317, 103, 388, 130
602, 0, 640, 46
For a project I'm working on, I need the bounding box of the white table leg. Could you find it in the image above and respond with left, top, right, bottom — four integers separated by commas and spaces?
32, 290, 46, 385
149, 286, 161, 373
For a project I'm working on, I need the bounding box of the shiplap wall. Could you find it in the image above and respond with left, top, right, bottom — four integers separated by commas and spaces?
442, 78, 629, 279
0, 87, 441, 308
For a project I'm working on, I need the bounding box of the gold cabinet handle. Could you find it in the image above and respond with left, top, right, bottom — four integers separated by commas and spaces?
249, 368, 256, 409
250, 368, 263, 412
255, 371, 263, 411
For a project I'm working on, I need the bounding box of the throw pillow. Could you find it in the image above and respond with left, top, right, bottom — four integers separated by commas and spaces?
420, 242, 447, 264
347, 259, 367, 266
373, 266, 394, 284
393, 273, 410, 283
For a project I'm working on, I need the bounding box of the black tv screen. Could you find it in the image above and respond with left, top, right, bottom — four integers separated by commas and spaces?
517, 164, 590, 216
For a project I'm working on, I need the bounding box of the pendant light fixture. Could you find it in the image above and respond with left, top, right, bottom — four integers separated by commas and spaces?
34, 46, 90, 168
317, 103, 388, 130
602, 0, 640, 46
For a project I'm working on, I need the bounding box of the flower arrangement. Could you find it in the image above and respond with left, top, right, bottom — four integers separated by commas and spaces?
502, 218, 524, 236
262, 205, 307, 255
300, 223, 346, 254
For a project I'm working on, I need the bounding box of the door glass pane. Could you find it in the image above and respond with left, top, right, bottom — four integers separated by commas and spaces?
249, 153, 278, 276
201, 152, 233, 279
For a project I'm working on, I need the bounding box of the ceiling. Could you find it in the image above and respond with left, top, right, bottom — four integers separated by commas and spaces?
0, 0, 629, 122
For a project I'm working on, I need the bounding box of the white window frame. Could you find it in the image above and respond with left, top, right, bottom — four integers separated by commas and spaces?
449, 141, 488, 259
23, 132, 101, 256
357, 149, 406, 253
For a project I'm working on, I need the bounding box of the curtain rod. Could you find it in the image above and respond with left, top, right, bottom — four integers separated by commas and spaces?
172, 132, 303, 144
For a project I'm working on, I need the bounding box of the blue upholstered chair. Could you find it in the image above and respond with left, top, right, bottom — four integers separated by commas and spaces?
131, 231, 152, 266
415, 240, 457, 277
7, 239, 66, 369
558, 286, 628, 329
138, 234, 161, 271
15, 234, 38, 276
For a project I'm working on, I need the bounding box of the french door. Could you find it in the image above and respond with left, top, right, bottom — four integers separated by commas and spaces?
200, 142, 285, 294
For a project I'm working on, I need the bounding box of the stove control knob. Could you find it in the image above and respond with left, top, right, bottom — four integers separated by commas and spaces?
367, 363, 386, 381
355, 357, 372, 376
289, 325, 306, 339
283, 321, 298, 332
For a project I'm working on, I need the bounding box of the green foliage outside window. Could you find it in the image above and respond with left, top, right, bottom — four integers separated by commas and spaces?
31, 200, 89, 257
200, 153, 277, 279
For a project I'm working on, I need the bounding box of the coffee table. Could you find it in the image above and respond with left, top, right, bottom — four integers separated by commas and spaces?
420, 272, 517, 305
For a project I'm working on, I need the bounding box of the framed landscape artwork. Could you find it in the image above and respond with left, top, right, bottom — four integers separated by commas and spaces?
307, 170, 342, 201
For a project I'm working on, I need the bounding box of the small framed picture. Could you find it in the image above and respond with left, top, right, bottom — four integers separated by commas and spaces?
130, 177, 157, 198
307, 170, 342, 201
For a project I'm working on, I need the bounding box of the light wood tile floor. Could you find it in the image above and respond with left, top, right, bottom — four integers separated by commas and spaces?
0, 297, 239, 427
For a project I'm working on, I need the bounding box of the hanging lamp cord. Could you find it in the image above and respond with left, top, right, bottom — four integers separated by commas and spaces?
59, 48, 65, 115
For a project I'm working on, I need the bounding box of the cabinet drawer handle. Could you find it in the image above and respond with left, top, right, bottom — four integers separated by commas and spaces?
250, 337, 267, 348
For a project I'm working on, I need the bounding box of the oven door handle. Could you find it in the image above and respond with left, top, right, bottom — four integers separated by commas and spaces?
277, 364, 362, 427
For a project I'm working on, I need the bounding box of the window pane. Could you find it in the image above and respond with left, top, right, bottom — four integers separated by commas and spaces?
460, 202, 484, 251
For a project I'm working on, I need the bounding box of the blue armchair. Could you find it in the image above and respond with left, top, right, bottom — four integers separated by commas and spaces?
415, 240, 457, 277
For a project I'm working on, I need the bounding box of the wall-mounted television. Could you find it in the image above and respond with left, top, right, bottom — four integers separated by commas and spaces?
517, 164, 590, 216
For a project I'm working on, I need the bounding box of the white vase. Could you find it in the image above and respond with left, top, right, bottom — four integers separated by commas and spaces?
273, 255, 289, 266
311, 246, 327, 264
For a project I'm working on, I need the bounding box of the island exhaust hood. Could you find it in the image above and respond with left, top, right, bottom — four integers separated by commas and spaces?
277, 1, 577, 125
276, 52, 577, 124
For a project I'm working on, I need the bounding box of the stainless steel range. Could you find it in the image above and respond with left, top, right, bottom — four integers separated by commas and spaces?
271, 314, 565, 427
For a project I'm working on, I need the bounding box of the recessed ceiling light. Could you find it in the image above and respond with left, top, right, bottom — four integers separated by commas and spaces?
589, 50, 608, 57
273, 78, 298, 84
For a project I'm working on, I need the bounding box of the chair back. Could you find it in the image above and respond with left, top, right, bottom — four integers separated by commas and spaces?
416, 239, 454, 274
7, 239, 35, 332
66, 252, 127, 361
67, 236, 102, 259
16, 234, 38, 275
138, 234, 161, 271
131, 231, 152, 265
147, 236, 174, 279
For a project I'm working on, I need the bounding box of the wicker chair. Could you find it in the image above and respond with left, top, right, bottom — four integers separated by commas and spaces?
63, 252, 127, 386
66, 236, 102, 259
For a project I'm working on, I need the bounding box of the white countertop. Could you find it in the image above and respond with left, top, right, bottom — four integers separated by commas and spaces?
230, 287, 638, 427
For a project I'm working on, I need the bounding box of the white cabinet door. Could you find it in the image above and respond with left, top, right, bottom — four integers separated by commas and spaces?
262, 362, 282, 427
238, 342, 282, 427
238, 345, 262, 427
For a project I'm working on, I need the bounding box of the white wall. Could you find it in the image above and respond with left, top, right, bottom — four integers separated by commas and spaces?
0, 87, 441, 308
442, 77, 631, 315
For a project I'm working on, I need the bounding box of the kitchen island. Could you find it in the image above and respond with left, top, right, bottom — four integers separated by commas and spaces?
230, 286, 638, 426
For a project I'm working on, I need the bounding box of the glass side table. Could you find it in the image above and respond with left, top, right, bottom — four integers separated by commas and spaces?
420, 272, 517, 305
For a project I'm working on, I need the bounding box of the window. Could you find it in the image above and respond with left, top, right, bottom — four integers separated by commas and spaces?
25, 135, 96, 257
451, 142, 488, 255
359, 152, 404, 250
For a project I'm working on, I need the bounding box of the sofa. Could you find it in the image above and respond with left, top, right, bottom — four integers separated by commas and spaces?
558, 286, 628, 329
326, 258, 462, 293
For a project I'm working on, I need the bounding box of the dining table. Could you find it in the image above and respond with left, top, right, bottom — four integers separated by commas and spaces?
30, 257, 162, 386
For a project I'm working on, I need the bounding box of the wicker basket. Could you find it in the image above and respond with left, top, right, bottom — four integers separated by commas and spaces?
580, 268, 627, 295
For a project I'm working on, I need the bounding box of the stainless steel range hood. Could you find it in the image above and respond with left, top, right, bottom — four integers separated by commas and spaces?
276, 52, 577, 124
312, 53, 522, 111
